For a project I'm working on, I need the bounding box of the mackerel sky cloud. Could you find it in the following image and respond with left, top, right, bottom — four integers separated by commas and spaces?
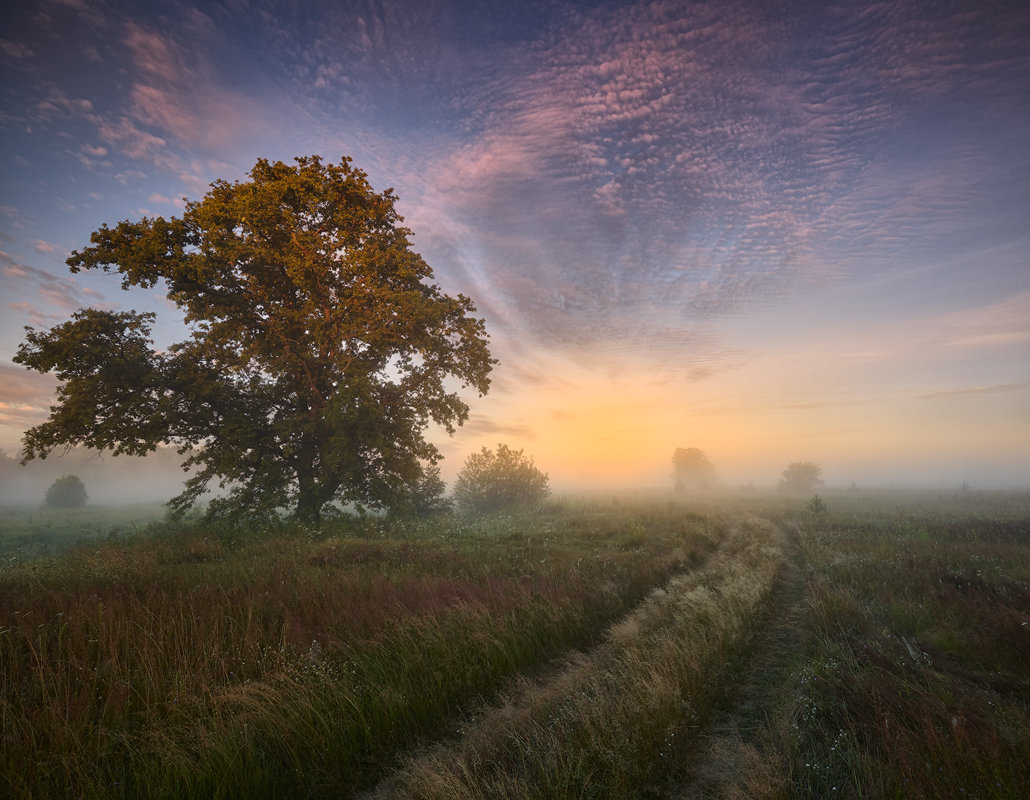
2, 0, 1028, 489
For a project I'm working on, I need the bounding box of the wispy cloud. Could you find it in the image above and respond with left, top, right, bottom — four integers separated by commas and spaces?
394, 0, 1030, 377
921, 382, 1030, 400
0, 38, 34, 60
0, 362, 59, 446
457, 413, 536, 441
1, 251, 104, 323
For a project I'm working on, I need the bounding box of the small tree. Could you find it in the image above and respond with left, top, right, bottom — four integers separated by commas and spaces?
453, 443, 549, 514
671, 447, 716, 491
779, 462, 824, 493
392, 463, 452, 518
44, 474, 88, 508
806, 494, 828, 514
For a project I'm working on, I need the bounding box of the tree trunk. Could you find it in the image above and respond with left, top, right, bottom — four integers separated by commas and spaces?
295, 485, 321, 524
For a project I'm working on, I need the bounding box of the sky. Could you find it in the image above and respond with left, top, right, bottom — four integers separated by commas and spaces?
1, 0, 1029, 495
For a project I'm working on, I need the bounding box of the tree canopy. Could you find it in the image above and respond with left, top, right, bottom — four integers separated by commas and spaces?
15, 156, 495, 523
453, 443, 549, 515
671, 447, 716, 491
779, 462, 824, 493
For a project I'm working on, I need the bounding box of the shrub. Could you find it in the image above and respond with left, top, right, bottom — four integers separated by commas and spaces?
44, 474, 88, 508
392, 463, 452, 518
453, 443, 549, 515
806, 494, 828, 514
779, 461, 823, 493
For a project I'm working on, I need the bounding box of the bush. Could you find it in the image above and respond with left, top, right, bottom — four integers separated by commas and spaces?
44, 474, 88, 508
453, 443, 549, 515
806, 494, 828, 514
391, 463, 452, 518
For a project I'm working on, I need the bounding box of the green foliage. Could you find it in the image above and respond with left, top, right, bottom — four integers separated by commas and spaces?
671, 446, 716, 491
453, 443, 550, 515
14, 156, 495, 523
390, 462, 452, 518
43, 474, 87, 508
806, 493, 828, 513
779, 461, 824, 493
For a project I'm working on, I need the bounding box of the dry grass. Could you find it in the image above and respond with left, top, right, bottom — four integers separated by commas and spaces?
1, 501, 719, 799
4, 490, 1027, 799
376, 516, 786, 799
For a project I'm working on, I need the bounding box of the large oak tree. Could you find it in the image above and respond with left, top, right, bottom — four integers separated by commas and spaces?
15, 156, 494, 523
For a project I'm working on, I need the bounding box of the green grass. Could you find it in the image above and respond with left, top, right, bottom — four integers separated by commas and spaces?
0, 503, 168, 558
1, 500, 720, 799
764, 495, 1030, 800
2, 490, 1028, 799
390, 515, 786, 799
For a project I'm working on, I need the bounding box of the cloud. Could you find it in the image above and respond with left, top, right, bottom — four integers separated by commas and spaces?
0, 251, 104, 319
921, 382, 1030, 400
406, 3, 824, 355
0, 361, 59, 443
73, 143, 112, 169
0, 361, 57, 403
32, 85, 94, 122
458, 413, 536, 440
0, 38, 34, 60
117, 18, 291, 159
391, 0, 1030, 381
96, 117, 173, 170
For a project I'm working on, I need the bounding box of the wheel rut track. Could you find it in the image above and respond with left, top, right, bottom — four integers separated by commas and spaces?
663, 517, 807, 800
356, 525, 732, 800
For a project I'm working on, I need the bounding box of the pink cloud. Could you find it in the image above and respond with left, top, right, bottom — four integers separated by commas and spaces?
124, 22, 188, 83
97, 117, 170, 165
33, 85, 93, 122
1, 252, 104, 315
0, 38, 34, 60
118, 20, 272, 157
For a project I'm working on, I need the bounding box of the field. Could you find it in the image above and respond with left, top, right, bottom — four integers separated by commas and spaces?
2, 490, 1028, 798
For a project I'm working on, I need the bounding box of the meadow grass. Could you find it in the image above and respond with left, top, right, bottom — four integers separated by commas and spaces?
381, 514, 786, 800
0, 503, 168, 558
3, 489, 1027, 799
1, 500, 720, 799
745, 492, 1030, 800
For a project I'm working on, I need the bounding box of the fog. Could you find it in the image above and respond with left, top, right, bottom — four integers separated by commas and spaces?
0, 446, 189, 507
1, 440, 1026, 512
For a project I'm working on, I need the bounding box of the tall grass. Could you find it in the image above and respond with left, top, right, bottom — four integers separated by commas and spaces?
382, 516, 786, 799
1, 501, 719, 798
769, 502, 1030, 799
6, 491, 1026, 798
